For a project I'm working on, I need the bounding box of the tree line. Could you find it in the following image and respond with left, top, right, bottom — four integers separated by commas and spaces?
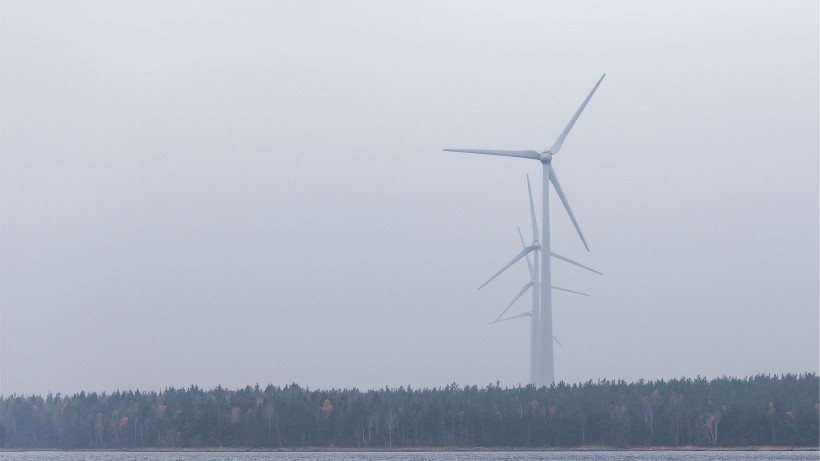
1, 373, 817, 449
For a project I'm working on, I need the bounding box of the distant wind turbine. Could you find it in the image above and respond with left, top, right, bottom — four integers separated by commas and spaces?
481, 176, 601, 384
445, 74, 605, 386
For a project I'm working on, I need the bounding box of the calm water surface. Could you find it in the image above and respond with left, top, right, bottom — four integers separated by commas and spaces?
2, 452, 817, 461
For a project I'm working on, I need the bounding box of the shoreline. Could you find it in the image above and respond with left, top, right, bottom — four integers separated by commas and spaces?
2, 446, 818, 453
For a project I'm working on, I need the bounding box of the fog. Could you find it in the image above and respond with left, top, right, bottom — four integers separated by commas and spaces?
1, 1, 817, 396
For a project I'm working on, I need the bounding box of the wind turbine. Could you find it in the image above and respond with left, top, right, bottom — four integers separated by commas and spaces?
445, 74, 605, 386
481, 176, 601, 385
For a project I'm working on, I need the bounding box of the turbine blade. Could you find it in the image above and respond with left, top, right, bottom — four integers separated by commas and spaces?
554, 336, 565, 348
518, 227, 534, 279
550, 251, 603, 275
549, 167, 589, 251
526, 174, 539, 241
443, 149, 540, 160
548, 73, 605, 154
479, 246, 536, 289
551, 285, 590, 296
493, 281, 534, 322
491, 311, 532, 324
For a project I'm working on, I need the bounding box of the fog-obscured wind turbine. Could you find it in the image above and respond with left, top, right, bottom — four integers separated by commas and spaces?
479, 176, 601, 384
445, 74, 605, 386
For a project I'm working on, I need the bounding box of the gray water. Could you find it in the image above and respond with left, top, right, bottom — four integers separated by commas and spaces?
1, 452, 817, 461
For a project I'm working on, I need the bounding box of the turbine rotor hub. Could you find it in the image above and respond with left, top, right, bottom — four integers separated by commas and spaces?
532, 243, 541, 250
539, 152, 553, 163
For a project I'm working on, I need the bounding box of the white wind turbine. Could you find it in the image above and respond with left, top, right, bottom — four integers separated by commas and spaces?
445, 74, 605, 386
482, 176, 601, 385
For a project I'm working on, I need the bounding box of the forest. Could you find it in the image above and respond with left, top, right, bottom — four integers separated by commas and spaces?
1, 373, 817, 449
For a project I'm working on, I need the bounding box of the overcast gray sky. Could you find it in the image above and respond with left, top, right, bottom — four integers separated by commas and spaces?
2, 0, 818, 397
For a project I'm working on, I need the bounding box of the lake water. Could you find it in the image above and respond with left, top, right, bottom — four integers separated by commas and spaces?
1, 451, 817, 461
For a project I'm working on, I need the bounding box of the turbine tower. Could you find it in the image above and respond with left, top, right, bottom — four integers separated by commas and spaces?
445, 74, 605, 386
